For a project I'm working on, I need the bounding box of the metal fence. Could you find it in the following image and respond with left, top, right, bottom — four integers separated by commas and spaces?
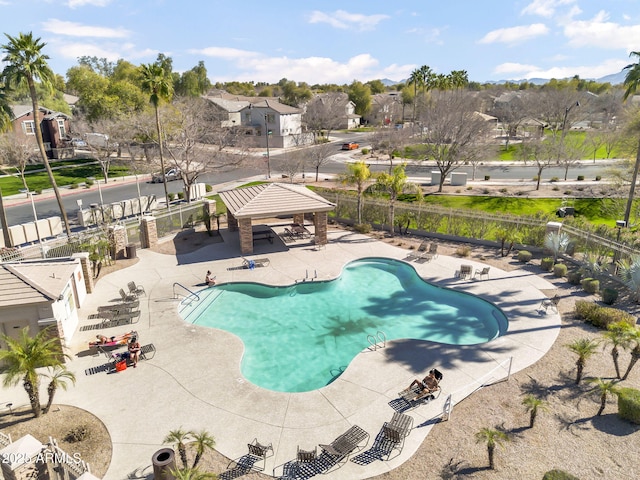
154, 202, 205, 238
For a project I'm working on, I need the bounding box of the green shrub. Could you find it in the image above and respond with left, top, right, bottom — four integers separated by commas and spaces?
85, 178, 94, 187
567, 270, 582, 285
484, 175, 490, 181
482, 188, 490, 194
168, 193, 177, 201
601, 288, 619, 305
34, 189, 42, 195
517, 250, 532, 263
361, 148, 370, 155
456, 246, 471, 257
540, 257, 554, 272
553, 263, 567, 277
550, 176, 559, 182
177, 192, 185, 200
354, 223, 371, 233
575, 300, 636, 329
69, 182, 79, 189
617, 387, 640, 424
205, 184, 213, 192
533, 175, 539, 181
552, 186, 560, 191
577, 175, 585, 181
581, 277, 599, 294
595, 175, 602, 181
542, 470, 580, 480
564, 190, 572, 195
499, 188, 508, 193
466, 186, 473, 190
64, 424, 89, 443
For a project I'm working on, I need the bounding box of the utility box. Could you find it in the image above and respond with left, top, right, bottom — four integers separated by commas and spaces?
430, 171, 442, 186
451, 172, 467, 186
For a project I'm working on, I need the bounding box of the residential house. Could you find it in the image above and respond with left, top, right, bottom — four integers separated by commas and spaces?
304, 92, 361, 130
240, 99, 309, 148
362, 93, 404, 126
0, 257, 89, 356
10, 105, 71, 159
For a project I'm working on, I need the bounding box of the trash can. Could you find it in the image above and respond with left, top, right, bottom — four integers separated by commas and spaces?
126, 244, 137, 259
152, 448, 176, 480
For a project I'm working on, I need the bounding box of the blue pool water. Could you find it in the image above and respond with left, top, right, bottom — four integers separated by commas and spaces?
180, 257, 508, 393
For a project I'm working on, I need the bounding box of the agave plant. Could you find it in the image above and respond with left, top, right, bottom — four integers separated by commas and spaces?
617, 255, 640, 302
544, 231, 570, 262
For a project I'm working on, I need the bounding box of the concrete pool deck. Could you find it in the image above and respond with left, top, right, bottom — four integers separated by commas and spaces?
1, 227, 561, 479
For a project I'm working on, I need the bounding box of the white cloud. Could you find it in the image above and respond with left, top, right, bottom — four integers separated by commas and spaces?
308, 10, 390, 32
479, 24, 548, 44
564, 11, 640, 50
66, 0, 112, 7
50, 41, 121, 61
189, 46, 259, 59
521, 0, 576, 18
496, 58, 628, 80
494, 62, 540, 75
43, 19, 130, 38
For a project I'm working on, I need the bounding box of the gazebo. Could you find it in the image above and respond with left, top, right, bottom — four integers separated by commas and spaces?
218, 183, 336, 254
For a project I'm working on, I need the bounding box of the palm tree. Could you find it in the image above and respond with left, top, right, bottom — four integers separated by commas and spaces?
0, 326, 65, 417
340, 161, 372, 225
1, 32, 71, 235
622, 327, 640, 380
565, 338, 600, 384
617, 255, 640, 302
408, 68, 423, 123
622, 51, 640, 228
140, 62, 174, 208
164, 428, 193, 469
522, 394, 549, 428
375, 163, 418, 237
475, 427, 508, 469
603, 321, 634, 379
42, 365, 76, 414
586, 377, 619, 416
191, 430, 216, 469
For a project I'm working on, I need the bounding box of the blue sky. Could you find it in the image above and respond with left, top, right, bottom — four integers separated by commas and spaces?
1, 0, 639, 84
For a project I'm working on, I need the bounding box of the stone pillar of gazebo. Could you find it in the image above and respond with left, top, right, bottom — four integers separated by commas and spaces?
227, 210, 239, 231
293, 213, 305, 225
313, 211, 328, 245
238, 218, 253, 254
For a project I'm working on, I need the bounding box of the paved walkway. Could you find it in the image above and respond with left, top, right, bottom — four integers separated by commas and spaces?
1, 227, 561, 479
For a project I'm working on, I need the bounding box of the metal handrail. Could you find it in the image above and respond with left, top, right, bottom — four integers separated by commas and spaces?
172, 282, 200, 304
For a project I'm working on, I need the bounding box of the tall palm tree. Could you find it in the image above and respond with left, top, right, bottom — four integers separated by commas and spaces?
140, 62, 174, 208
622, 51, 640, 228
565, 338, 600, 384
1, 32, 71, 235
0, 326, 65, 417
42, 365, 76, 414
164, 428, 192, 469
586, 377, 619, 416
522, 394, 549, 428
474, 427, 508, 469
191, 430, 216, 469
408, 68, 423, 123
375, 163, 418, 237
603, 321, 634, 379
340, 161, 372, 225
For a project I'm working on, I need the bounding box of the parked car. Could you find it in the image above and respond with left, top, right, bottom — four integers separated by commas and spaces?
341, 142, 359, 150
70, 137, 87, 148
151, 168, 181, 183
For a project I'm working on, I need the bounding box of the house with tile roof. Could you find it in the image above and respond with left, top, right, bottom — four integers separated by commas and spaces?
0, 257, 88, 353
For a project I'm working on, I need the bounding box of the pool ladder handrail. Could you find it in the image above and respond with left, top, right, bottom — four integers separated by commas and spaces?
173, 282, 200, 305
367, 331, 387, 351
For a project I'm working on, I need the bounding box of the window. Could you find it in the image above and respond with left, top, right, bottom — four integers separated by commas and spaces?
265, 114, 275, 124
57, 119, 66, 138
22, 120, 36, 135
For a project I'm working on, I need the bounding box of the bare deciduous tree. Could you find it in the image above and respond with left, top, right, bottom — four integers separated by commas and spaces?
303, 94, 347, 141
307, 141, 335, 181
0, 133, 35, 191
419, 90, 491, 192
370, 126, 411, 173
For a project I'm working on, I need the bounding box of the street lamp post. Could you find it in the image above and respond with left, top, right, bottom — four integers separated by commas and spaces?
88, 176, 105, 222
264, 114, 271, 179
20, 188, 43, 255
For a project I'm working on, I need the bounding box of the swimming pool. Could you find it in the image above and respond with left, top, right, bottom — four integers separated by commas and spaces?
180, 257, 508, 393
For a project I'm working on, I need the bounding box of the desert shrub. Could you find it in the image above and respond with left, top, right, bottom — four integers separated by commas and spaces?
484, 175, 490, 181
35, 189, 42, 195
482, 188, 490, 194
168, 193, 177, 201
455, 189, 461, 193
85, 178, 94, 187
354, 223, 371, 234
617, 387, 640, 424
532, 175, 539, 181
550, 176, 559, 182
601, 288, 619, 305
466, 186, 473, 190
517, 250, 532, 263
567, 270, 582, 285
564, 190, 572, 195
552, 186, 560, 191
553, 263, 568, 277
577, 175, 585, 181
581, 277, 599, 294
595, 175, 602, 181
361, 148, 369, 155
456, 246, 471, 257
205, 184, 213, 192
69, 182, 79, 189
540, 257, 554, 272
575, 300, 636, 329
499, 188, 508, 193
542, 470, 580, 480
64, 425, 89, 443
515, 190, 526, 196
177, 192, 185, 200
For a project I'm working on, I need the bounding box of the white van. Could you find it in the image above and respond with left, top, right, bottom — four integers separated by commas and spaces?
85, 133, 111, 148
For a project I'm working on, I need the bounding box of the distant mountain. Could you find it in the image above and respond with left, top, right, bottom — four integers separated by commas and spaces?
380, 78, 400, 86
598, 71, 626, 85
488, 71, 626, 86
